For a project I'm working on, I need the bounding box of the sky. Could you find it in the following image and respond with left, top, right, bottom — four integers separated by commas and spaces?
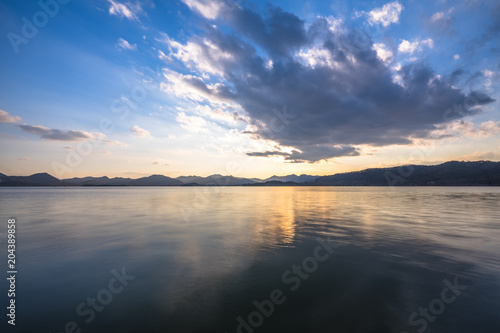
0, 0, 499, 179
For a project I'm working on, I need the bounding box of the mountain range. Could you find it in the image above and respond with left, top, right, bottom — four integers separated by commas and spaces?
0, 161, 499, 186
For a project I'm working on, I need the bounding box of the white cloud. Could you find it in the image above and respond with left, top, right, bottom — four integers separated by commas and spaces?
432, 120, 500, 139
454, 54, 460, 60
108, 0, 142, 21
459, 151, 500, 161
398, 40, 419, 54
478, 121, 500, 136
373, 43, 393, 63
398, 38, 434, 54
131, 125, 151, 137
0, 110, 21, 123
483, 69, 495, 88
160, 69, 235, 106
158, 50, 171, 62
163, 34, 233, 76
422, 39, 434, 48
367, 2, 404, 27
430, 12, 444, 22
176, 112, 210, 133
297, 47, 337, 68
484, 70, 494, 77
116, 38, 137, 51
161, 70, 210, 102
265, 59, 274, 70
181, 0, 226, 20
179, 104, 247, 126
326, 16, 343, 32
430, 8, 455, 24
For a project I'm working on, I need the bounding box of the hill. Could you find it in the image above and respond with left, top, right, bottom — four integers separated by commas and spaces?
176, 174, 257, 185
264, 174, 318, 183
1, 161, 499, 186
0, 173, 70, 186
314, 161, 500, 186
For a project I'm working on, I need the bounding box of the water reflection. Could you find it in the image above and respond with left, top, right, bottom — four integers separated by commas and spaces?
1, 187, 500, 332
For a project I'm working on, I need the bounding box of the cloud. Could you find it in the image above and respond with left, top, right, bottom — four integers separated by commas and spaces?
373, 43, 393, 63
158, 50, 171, 62
247, 145, 360, 163
430, 12, 444, 22
152, 161, 159, 165
431, 120, 500, 139
366, 2, 404, 27
116, 38, 137, 51
17, 124, 106, 142
0, 110, 21, 123
64, 146, 76, 151
107, 0, 142, 21
131, 125, 150, 137
181, 0, 226, 20
454, 54, 460, 60
398, 39, 433, 54
464, 2, 500, 53
459, 151, 500, 161
176, 112, 211, 133
428, 8, 455, 33
160, 68, 235, 104
17, 157, 30, 161
162, 34, 234, 76
161, 4, 495, 163
227, 5, 308, 57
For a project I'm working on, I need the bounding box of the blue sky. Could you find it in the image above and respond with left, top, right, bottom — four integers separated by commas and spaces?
0, 0, 499, 178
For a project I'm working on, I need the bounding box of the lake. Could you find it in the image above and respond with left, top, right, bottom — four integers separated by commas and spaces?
1, 187, 500, 332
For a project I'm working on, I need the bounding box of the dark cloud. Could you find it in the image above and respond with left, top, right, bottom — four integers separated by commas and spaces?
17, 124, 95, 141
246, 145, 359, 163
450, 69, 465, 84
226, 5, 308, 57
246, 151, 290, 157
170, 3, 496, 163
464, 1, 500, 54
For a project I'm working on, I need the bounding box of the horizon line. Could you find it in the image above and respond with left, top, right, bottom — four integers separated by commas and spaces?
1, 159, 498, 180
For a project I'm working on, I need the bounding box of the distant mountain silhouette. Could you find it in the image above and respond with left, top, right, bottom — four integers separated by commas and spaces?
63, 176, 100, 185
264, 174, 318, 183
176, 174, 257, 185
62, 175, 182, 186
246, 180, 307, 186
80, 177, 134, 186
1, 161, 499, 186
129, 175, 183, 186
0, 172, 69, 186
314, 161, 500, 186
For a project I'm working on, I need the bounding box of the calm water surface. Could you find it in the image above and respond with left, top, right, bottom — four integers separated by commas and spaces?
1, 187, 500, 332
